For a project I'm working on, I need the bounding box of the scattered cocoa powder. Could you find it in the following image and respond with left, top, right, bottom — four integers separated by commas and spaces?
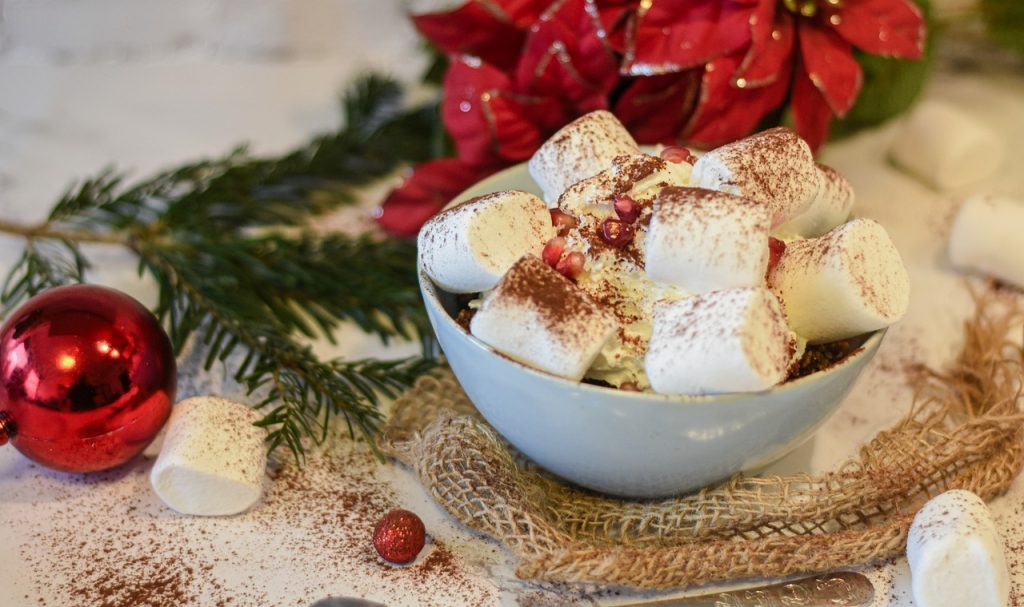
14, 437, 498, 606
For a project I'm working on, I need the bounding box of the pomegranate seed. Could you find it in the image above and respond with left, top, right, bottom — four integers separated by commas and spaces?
555, 251, 586, 281
613, 195, 639, 224
599, 218, 635, 247
549, 209, 578, 236
660, 146, 697, 165
542, 237, 566, 267
768, 237, 786, 274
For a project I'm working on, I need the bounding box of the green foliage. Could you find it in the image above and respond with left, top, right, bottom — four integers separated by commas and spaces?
1, 239, 89, 305
831, 0, 934, 140
981, 0, 1024, 58
0, 74, 440, 460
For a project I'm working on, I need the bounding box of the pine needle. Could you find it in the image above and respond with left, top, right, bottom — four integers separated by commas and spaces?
0, 73, 440, 460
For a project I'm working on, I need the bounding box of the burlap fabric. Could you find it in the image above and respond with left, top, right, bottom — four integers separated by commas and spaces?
380, 292, 1024, 589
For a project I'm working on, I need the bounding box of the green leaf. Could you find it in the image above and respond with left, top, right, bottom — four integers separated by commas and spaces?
831, 0, 934, 140
421, 43, 449, 86
981, 0, 1024, 58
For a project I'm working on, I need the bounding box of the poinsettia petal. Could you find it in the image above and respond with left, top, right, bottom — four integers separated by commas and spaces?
491, 0, 552, 27
413, 3, 526, 72
625, 0, 761, 76
799, 23, 862, 117
736, 7, 795, 87
595, 1, 637, 53
791, 59, 833, 152
825, 0, 925, 59
443, 57, 546, 165
516, 0, 619, 114
376, 159, 501, 237
515, 92, 573, 136
613, 71, 701, 144
684, 53, 792, 148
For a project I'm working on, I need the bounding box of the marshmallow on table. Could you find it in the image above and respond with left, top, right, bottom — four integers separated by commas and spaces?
645, 287, 799, 395
949, 194, 1024, 289
418, 190, 555, 294
907, 490, 1009, 607
470, 255, 616, 380
690, 127, 820, 225
769, 218, 910, 344
529, 110, 640, 205
889, 99, 1005, 191
646, 186, 772, 293
151, 396, 267, 516
775, 164, 855, 238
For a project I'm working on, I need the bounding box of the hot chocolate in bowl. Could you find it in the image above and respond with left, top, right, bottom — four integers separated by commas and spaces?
416, 163, 885, 499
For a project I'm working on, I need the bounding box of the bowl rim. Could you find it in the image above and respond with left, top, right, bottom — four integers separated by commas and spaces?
417, 160, 887, 406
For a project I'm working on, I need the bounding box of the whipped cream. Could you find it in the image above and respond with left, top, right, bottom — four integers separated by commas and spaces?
556, 154, 692, 388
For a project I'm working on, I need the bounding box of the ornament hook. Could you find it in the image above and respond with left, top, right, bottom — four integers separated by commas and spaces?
0, 411, 14, 446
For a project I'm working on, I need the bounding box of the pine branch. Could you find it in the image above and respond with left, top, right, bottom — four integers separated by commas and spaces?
0, 74, 441, 460
1, 239, 90, 306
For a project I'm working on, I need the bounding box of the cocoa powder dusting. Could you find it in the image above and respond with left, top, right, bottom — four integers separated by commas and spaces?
480, 255, 612, 351
13, 438, 498, 606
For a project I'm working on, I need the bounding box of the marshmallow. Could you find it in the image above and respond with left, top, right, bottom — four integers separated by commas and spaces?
470, 255, 616, 380
949, 195, 1024, 289
889, 99, 1005, 190
775, 164, 855, 238
646, 186, 772, 293
645, 287, 799, 395
557, 153, 692, 218
418, 190, 555, 293
529, 110, 641, 204
691, 127, 820, 225
151, 396, 267, 516
907, 490, 1009, 607
769, 218, 910, 344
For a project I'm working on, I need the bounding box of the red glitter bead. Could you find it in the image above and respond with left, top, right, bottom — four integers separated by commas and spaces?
373, 508, 426, 564
600, 218, 635, 247
549, 209, 578, 236
613, 195, 639, 224
555, 251, 586, 281
660, 146, 697, 165
542, 237, 566, 267
0, 284, 176, 472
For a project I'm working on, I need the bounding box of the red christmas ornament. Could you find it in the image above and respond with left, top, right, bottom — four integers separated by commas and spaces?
373, 508, 426, 564
0, 284, 176, 473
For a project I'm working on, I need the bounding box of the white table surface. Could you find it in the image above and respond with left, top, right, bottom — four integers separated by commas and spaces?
1, 49, 1023, 606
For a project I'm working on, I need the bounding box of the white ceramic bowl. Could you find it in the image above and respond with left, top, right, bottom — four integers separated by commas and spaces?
417, 163, 885, 498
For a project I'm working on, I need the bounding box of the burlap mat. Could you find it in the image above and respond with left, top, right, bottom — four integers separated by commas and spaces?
380, 291, 1024, 589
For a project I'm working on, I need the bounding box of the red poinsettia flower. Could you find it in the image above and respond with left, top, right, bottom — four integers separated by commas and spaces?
627, 0, 926, 150
379, 0, 927, 236
378, 0, 637, 235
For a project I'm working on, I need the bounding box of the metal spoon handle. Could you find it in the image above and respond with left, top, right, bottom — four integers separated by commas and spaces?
617, 571, 874, 607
